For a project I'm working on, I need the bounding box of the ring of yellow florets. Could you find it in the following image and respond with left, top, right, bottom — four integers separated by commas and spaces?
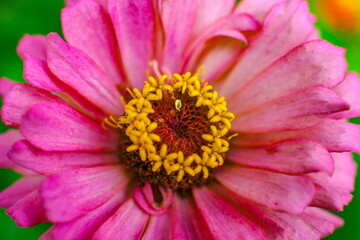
104, 71, 235, 187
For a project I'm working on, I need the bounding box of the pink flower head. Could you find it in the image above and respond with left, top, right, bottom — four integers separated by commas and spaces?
0, 0, 359, 239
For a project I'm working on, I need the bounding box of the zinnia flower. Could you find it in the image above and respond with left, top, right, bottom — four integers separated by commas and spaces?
0, 0, 359, 239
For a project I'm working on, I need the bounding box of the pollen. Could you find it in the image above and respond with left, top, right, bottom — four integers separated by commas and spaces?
105, 70, 235, 189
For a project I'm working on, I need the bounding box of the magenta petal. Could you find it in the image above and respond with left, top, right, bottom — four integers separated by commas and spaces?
160, 0, 197, 72
20, 102, 117, 152
51, 189, 130, 240
41, 165, 128, 222
0, 77, 16, 97
8, 140, 118, 175
216, 166, 315, 214
333, 72, 360, 119
17, 34, 47, 60
93, 198, 149, 239
108, 0, 155, 88
46, 33, 124, 116
228, 140, 334, 175
1, 83, 64, 127
7, 190, 47, 227
221, 0, 315, 98
0, 175, 42, 208
171, 195, 213, 240
232, 86, 349, 132
227, 40, 347, 113
236, 0, 284, 22
142, 213, 172, 240
0, 130, 22, 170
193, 187, 266, 240
62, 0, 125, 84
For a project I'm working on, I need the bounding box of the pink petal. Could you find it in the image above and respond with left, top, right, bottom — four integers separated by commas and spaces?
142, 213, 172, 240
191, 0, 236, 38
0, 175, 42, 208
41, 165, 128, 222
62, 0, 125, 84
1, 83, 64, 127
234, 119, 360, 154
220, 0, 315, 98
7, 190, 47, 227
108, 0, 155, 88
23, 54, 109, 119
159, 0, 197, 72
232, 86, 349, 132
46, 33, 124, 116
193, 186, 266, 240
0, 130, 23, 170
17, 34, 46, 60
20, 102, 118, 152
171, 195, 213, 240
329, 152, 357, 191
308, 173, 353, 211
228, 140, 334, 175
216, 166, 315, 214
262, 207, 343, 239
0, 77, 16, 97
51, 188, 130, 240
133, 183, 173, 215
210, 183, 285, 239
236, 0, 284, 23
93, 198, 149, 239
333, 72, 360, 119
8, 140, 118, 175
227, 40, 347, 114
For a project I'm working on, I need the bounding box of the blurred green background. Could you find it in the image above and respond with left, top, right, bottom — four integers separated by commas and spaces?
0, 0, 359, 239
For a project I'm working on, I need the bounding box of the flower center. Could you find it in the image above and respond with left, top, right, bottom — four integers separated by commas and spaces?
104, 70, 235, 189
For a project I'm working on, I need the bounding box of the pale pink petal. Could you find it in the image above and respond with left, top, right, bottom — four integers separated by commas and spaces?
235, 0, 284, 23
308, 173, 353, 211
39, 227, 53, 240
41, 165, 128, 222
329, 152, 357, 191
108, 0, 155, 88
7, 190, 47, 227
232, 87, 349, 132
142, 213, 172, 240
93, 198, 149, 239
191, 0, 236, 38
8, 140, 118, 175
46, 33, 124, 116
216, 166, 315, 214
0, 77, 16, 96
171, 195, 213, 240
17, 34, 46, 60
228, 140, 334, 175
262, 207, 343, 239
234, 119, 360, 154
193, 186, 266, 240
20, 102, 118, 152
51, 188, 130, 240
133, 183, 173, 215
228, 40, 347, 113
333, 72, 360, 119
220, 0, 315, 98
0, 175, 42, 208
159, 0, 197, 72
62, 0, 125, 84
1, 83, 64, 127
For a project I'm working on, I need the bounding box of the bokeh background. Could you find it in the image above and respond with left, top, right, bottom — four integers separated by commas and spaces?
0, 0, 359, 239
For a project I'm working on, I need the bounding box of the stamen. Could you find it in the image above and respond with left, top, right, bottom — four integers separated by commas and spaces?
104, 69, 235, 189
